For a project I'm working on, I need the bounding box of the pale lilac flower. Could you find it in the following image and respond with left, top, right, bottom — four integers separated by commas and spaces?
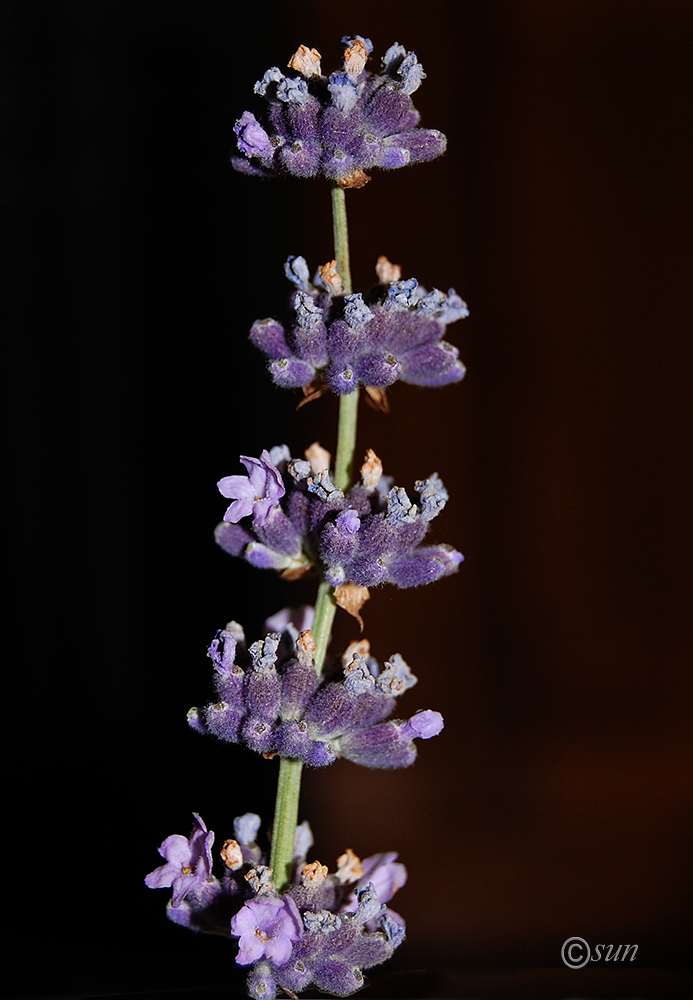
341, 851, 407, 926
217, 451, 285, 527
234, 111, 274, 163
231, 895, 303, 966
144, 813, 214, 907
231, 812, 263, 865
234, 812, 262, 846
264, 604, 315, 641
356, 852, 407, 904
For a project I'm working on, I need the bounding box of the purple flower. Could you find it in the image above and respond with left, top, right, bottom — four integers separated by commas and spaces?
145, 813, 215, 907
264, 604, 314, 640
234, 111, 274, 163
250, 256, 467, 396
217, 451, 285, 527
355, 852, 407, 905
232, 38, 446, 187
232, 895, 303, 967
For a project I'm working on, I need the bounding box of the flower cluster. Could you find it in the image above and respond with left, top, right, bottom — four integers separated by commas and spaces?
251, 255, 468, 396
232, 36, 446, 188
215, 445, 463, 590
187, 616, 443, 768
145, 813, 407, 1000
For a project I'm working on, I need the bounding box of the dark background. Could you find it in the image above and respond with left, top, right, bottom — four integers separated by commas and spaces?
5, 1, 692, 997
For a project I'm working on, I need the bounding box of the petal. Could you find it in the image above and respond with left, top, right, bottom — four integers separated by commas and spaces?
266, 934, 293, 967
158, 833, 192, 867
217, 474, 256, 501
223, 498, 254, 523
144, 862, 175, 890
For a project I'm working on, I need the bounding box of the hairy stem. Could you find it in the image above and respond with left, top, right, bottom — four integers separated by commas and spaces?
312, 578, 337, 675
269, 757, 303, 890
331, 185, 360, 492
331, 184, 352, 295
269, 185, 360, 891
334, 391, 360, 492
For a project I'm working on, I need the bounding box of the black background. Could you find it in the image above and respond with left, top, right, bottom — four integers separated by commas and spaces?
5, 1, 692, 997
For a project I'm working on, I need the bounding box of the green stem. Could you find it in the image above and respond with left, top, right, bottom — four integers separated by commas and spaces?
269, 184, 360, 891
312, 578, 337, 675
334, 390, 359, 493
268, 757, 303, 889
331, 185, 360, 492
331, 184, 352, 294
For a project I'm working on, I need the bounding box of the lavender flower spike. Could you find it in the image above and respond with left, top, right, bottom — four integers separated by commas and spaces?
232, 895, 303, 966
217, 451, 286, 527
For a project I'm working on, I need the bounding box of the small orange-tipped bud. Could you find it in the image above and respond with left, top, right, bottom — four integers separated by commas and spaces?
297, 629, 317, 666
221, 839, 244, 870
341, 638, 371, 669
288, 45, 322, 78
336, 848, 365, 883
305, 441, 331, 474
376, 255, 402, 284
301, 860, 328, 886
317, 260, 343, 294
360, 448, 383, 489
343, 38, 369, 76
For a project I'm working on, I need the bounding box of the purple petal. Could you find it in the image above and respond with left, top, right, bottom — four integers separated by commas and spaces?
217, 474, 256, 502
222, 498, 254, 523
405, 709, 444, 740
156, 834, 191, 869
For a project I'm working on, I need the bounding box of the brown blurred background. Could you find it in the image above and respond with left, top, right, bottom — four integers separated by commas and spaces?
5, 1, 692, 997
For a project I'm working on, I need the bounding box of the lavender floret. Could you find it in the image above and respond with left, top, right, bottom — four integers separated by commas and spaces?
218, 451, 286, 527
337, 711, 444, 769
232, 895, 303, 967
144, 813, 217, 908
234, 111, 274, 164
